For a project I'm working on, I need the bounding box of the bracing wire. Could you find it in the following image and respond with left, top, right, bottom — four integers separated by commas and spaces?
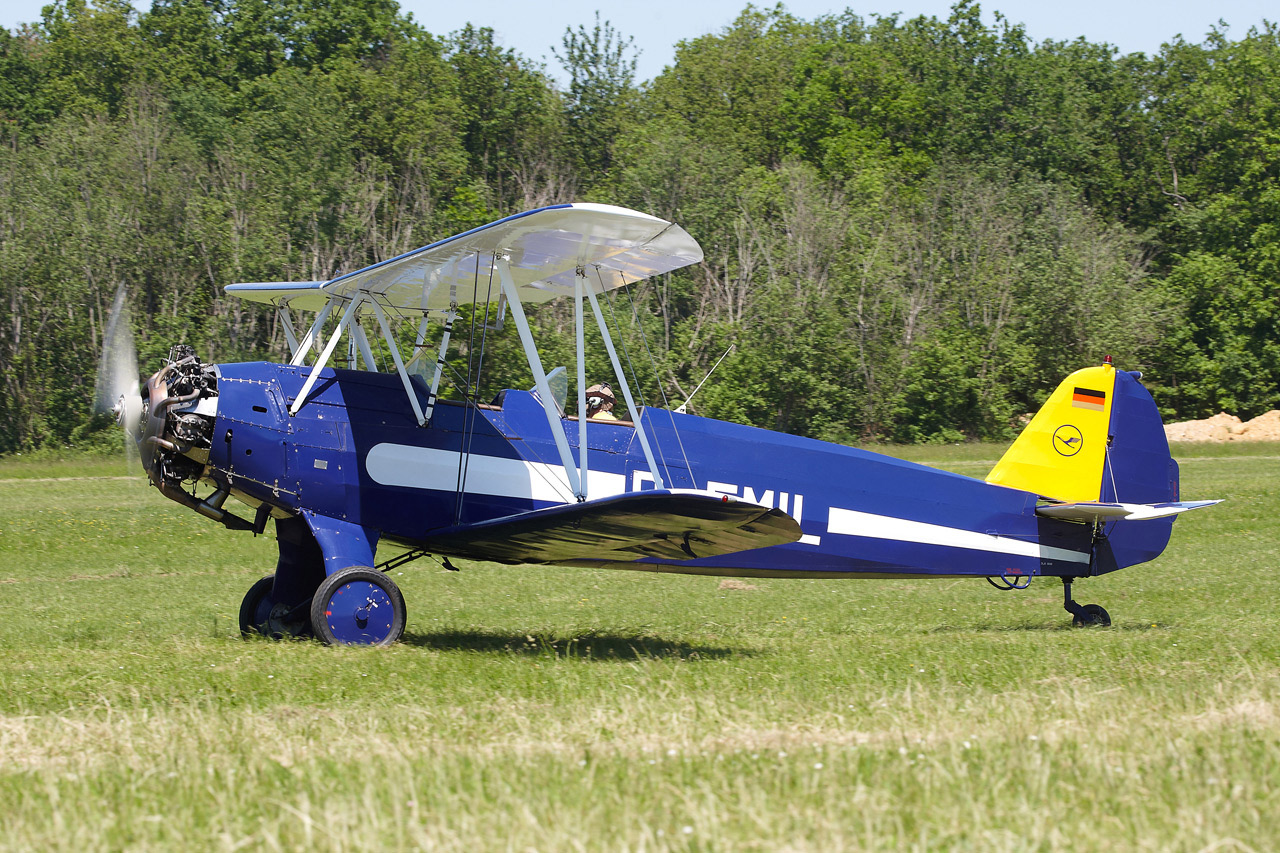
456, 254, 498, 521
369, 291, 413, 373
604, 292, 646, 408
1105, 441, 1120, 503
455, 257, 573, 506
621, 284, 669, 409
594, 271, 645, 410
454, 253, 484, 523
597, 268, 678, 489
1100, 440, 1122, 544
621, 276, 698, 488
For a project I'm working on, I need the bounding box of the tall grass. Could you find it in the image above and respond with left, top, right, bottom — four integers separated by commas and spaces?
0, 445, 1275, 851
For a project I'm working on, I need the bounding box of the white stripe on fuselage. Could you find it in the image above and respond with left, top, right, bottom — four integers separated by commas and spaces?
826, 507, 1090, 564
366, 445, 1083, 564
365, 444, 625, 502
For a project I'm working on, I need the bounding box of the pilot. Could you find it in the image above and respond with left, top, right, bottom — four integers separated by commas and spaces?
585, 383, 618, 420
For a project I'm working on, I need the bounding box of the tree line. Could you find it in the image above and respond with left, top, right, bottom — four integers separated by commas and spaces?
2, 0, 1278, 452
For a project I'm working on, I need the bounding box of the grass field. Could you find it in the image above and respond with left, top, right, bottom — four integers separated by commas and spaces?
1, 444, 1277, 851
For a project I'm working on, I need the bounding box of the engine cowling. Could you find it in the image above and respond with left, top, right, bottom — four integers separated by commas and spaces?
131, 345, 251, 530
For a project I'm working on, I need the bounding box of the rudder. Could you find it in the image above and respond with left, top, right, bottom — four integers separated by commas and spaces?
987, 361, 1180, 572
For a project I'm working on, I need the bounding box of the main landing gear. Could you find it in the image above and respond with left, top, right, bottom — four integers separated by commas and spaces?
239, 575, 311, 639
310, 566, 406, 646
239, 567, 407, 646
1062, 577, 1111, 628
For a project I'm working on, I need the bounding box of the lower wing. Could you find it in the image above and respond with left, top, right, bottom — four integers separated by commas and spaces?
421, 491, 802, 565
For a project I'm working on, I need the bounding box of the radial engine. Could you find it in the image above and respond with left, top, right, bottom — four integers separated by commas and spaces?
121, 344, 251, 530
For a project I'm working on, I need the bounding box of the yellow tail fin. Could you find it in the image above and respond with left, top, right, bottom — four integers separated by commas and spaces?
986, 364, 1116, 502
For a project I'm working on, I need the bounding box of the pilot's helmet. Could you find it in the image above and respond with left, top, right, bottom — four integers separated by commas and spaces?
585, 383, 615, 413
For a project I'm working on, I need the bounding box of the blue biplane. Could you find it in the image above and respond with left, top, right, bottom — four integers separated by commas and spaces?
113, 204, 1218, 644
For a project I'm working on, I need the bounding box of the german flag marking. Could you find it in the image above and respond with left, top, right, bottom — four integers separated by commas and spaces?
1072, 387, 1106, 412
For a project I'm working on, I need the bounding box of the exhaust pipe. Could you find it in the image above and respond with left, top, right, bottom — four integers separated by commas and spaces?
155, 481, 253, 531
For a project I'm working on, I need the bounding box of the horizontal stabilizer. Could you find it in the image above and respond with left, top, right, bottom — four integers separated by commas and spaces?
1036, 499, 1222, 524
421, 491, 801, 565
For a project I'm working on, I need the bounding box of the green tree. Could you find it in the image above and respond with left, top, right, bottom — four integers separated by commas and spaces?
446, 24, 562, 212
553, 12, 638, 175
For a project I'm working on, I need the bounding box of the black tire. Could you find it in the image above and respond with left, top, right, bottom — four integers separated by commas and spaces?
239, 574, 310, 639
310, 566, 406, 646
1072, 603, 1112, 628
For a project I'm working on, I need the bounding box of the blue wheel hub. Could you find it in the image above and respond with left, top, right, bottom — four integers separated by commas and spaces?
323, 580, 395, 643
310, 567, 406, 646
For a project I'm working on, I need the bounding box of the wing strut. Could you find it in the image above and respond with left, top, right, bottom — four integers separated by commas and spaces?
290, 298, 335, 367
575, 270, 589, 498
421, 306, 456, 425
353, 320, 378, 371
287, 291, 428, 426
291, 294, 362, 414
496, 255, 584, 500
368, 297, 426, 426
279, 304, 301, 361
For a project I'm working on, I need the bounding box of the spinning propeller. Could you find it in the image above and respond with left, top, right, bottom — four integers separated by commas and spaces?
93, 284, 143, 461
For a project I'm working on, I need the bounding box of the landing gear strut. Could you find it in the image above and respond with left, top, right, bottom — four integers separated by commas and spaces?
1062, 577, 1111, 627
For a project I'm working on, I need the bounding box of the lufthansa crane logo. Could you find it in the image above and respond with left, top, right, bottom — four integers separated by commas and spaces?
1053, 425, 1084, 457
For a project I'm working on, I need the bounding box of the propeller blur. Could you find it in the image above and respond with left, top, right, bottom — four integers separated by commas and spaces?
94, 283, 143, 456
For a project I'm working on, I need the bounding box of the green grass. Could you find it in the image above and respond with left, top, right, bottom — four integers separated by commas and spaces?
0, 445, 1277, 851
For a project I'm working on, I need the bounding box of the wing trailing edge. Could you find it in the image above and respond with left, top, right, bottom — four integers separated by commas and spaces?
421, 491, 802, 565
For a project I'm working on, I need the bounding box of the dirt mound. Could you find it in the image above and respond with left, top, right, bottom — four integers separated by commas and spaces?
1234, 410, 1280, 440
1165, 410, 1280, 442
1164, 412, 1241, 442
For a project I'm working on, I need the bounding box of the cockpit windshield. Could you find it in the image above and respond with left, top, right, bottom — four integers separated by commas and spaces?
529, 366, 568, 415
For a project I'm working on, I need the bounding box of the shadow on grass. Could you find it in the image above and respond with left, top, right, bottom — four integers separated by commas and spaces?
400, 629, 751, 660
928, 621, 1167, 634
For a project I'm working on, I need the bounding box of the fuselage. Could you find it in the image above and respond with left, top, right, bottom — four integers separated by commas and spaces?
190, 361, 1129, 580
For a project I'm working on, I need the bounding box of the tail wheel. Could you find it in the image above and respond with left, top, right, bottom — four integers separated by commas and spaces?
1062, 578, 1111, 628
310, 566, 406, 646
239, 575, 311, 639
1072, 603, 1112, 628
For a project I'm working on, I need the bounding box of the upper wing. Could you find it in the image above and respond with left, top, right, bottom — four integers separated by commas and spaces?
1036, 499, 1222, 523
225, 204, 703, 312
223, 281, 327, 310
420, 491, 802, 565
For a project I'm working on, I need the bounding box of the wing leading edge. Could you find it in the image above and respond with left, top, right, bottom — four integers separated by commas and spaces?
420, 491, 802, 565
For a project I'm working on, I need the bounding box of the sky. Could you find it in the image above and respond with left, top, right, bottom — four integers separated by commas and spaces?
3, 0, 1276, 84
